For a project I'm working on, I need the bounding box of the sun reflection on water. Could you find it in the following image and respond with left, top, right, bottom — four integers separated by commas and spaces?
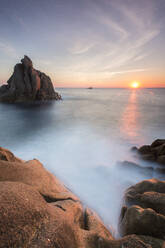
120, 90, 143, 144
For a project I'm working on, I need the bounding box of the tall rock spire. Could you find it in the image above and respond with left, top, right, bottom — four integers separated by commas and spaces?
0, 55, 61, 102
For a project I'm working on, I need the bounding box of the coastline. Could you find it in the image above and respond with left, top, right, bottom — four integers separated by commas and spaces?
0, 143, 165, 247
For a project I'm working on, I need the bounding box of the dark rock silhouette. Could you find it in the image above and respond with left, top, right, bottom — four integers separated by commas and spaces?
132, 139, 165, 165
0, 55, 61, 102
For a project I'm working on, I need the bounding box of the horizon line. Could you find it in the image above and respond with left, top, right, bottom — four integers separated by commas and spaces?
56, 87, 165, 89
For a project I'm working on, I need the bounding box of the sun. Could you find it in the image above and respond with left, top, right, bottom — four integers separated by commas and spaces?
131, 81, 140, 88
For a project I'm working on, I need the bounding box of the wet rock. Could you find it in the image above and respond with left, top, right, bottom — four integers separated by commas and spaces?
151, 139, 165, 148
134, 139, 165, 165
131, 146, 138, 152
157, 155, 165, 165
141, 154, 156, 162
154, 144, 165, 156
138, 145, 152, 155
0, 55, 61, 103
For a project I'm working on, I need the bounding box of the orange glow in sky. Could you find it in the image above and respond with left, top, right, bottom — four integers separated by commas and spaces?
131, 81, 140, 88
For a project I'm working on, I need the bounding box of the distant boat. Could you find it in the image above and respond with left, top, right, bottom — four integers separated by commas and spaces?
87, 87, 93, 89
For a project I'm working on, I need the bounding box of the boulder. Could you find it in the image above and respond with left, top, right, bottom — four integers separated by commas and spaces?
124, 179, 165, 204
120, 205, 165, 239
0, 154, 77, 202
153, 144, 165, 156
0, 147, 114, 248
132, 139, 165, 165
120, 179, 165, 242
138, 145, 152, 155
0, 181, 84, 248
151, 139, 165, 148
0, 55, 61, 103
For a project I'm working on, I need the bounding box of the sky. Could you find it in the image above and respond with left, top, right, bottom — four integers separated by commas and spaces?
0, 0, 165, 88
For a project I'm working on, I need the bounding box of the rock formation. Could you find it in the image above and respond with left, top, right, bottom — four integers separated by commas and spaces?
132, 139, 165, 165
0, 55, 61, 102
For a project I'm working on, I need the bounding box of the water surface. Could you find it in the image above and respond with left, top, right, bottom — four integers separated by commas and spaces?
0, 88, 165, 235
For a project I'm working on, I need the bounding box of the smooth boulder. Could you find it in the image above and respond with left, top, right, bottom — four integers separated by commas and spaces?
120, 179, 165, 241
0, 147, 114, 248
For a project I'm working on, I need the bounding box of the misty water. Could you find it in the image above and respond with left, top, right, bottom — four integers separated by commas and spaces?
0, 88, 165, 236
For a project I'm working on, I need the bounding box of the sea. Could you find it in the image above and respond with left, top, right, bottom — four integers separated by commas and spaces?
0, 88, 165, 236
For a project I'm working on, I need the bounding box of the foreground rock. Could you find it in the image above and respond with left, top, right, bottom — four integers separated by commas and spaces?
133, 139, 165, 165
0, 55, 61, 102
1, 147, 165, 247
119, 178, 165, 247
0, 147, 115, 247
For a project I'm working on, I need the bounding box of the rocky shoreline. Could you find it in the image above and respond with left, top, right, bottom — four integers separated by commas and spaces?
0, 140, 165, 247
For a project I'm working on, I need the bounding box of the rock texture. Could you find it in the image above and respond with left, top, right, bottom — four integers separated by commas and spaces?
0, 55, 61, 102
0, 147, 114, 248
119, 178, 165, 247
133, 139, 165, 165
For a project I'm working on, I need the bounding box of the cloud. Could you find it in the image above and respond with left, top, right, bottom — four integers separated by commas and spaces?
108, 68, 151, 77
134, 53, 149, 62
65, 0, 161, 80
69, 40, 95, 55
98, 15, 128, 40
0, 41, 17, 58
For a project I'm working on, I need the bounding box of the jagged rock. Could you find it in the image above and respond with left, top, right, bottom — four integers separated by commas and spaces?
132, 139, 165, 165
138, 145, 152, 155
151, 139, 165, 148
0, 55, 61, 103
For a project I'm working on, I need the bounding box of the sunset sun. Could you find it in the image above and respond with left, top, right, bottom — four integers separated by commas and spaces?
131, 81, 140, 88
